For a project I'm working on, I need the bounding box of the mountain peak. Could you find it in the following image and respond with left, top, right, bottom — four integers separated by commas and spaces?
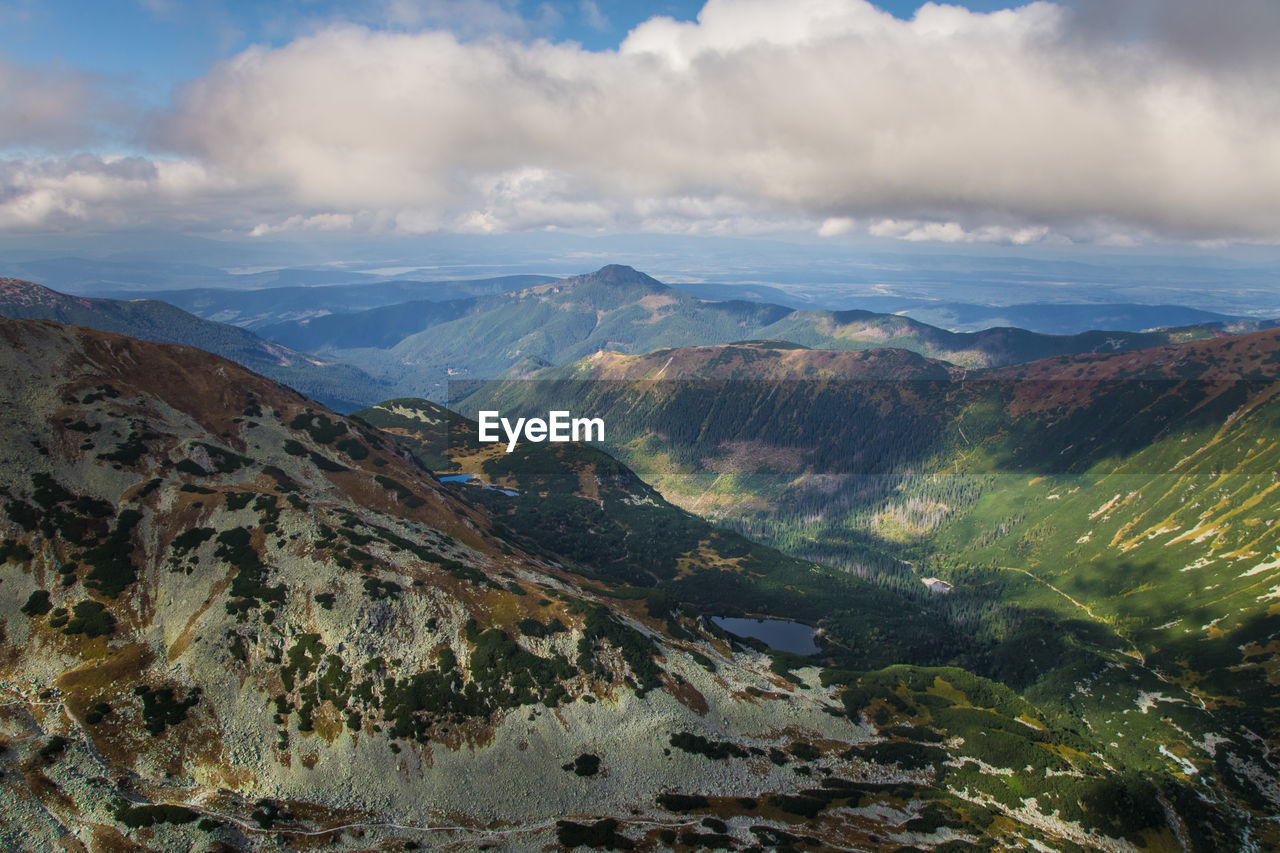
592, 263, 640, 278
580, 263, 661, 287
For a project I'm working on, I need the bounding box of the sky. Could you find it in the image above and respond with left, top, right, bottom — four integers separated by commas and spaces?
2, 0, 1280, 254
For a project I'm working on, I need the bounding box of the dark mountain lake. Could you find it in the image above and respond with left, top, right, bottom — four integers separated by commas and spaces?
711, 616, 819, 656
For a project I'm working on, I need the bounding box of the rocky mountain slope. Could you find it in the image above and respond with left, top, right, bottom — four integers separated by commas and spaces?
0, 278, 390, 411
1, 319, 1262, 850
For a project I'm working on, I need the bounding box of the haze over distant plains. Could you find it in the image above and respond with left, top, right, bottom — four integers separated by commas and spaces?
1, 0, 1279, 249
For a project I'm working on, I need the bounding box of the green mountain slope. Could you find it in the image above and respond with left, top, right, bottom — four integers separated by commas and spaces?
360, 394, 1279, 849
262, 297, 476, 350
376, 265, 792, 393
0, 277, 391, 411
459, 332, 1280, 835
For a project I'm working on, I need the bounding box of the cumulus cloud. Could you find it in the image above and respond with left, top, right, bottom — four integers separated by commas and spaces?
1064, 0, 1280, 77
0, 155, 233, 230
868, 218, 1052, 245
7, 0, 1280, 243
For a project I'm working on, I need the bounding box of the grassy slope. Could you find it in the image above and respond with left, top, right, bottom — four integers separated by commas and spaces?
356, 397, 963, 668
453, 333, 1280, 834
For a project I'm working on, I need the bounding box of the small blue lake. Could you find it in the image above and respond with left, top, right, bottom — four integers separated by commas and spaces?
438, 472, 519, 496
711, 616, 820, 656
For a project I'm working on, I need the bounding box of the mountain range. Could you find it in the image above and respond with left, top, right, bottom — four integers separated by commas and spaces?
5, 253, 1280, 850
0, 277, 391, 411
2, 318, 1272, 849
144, 274, 556, 329
669, 282, 1255, 333
249, 264, 1240, 400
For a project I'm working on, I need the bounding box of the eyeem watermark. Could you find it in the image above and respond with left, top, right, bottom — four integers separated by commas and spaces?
477, 411, 605, 452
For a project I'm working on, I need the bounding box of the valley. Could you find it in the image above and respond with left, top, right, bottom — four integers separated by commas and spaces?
1, 262, 1278, 851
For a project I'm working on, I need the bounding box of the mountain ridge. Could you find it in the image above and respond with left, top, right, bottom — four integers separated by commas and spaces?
0, 277, 392, 411
250, 264, 1232, 400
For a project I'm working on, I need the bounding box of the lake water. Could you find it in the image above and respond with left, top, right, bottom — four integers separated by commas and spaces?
711, 616, 820, 656
438, 472, 519, 496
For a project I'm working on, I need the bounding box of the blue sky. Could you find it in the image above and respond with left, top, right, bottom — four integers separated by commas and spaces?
1, 0, 1278, 253
2, 1, 1019, 90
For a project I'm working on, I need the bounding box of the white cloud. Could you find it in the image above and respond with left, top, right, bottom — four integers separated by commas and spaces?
818, 217, 855, 237
249, 212, 357, 236
868, 219, 1053, 245
6, 0, 1280, 243
0, 155, 235, 231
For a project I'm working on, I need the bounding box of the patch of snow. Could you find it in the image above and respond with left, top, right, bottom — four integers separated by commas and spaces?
1089, 494, 1121, 520
1137, 691, 1186, 713
944, 756, 1013, 777
1226, 753, 1280, 808
1240, 554, 1280, 578
1198, 733, 1230, 757
1192, 527, 1221, 544
1159, 745, 1198, 775
378, 403, 441, 424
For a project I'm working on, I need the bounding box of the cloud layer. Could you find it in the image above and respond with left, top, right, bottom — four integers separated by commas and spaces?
4, 0, 1280, 244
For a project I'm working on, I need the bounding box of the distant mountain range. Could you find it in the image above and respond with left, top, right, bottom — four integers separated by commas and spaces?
147, 274, 555, 329
895, 300, 1261, 334
0, 254, 379, 295
8, 263, 1266, 411
248, 264, 1240, 399
673, 281, 1261, 334
0, 277, 391, 411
